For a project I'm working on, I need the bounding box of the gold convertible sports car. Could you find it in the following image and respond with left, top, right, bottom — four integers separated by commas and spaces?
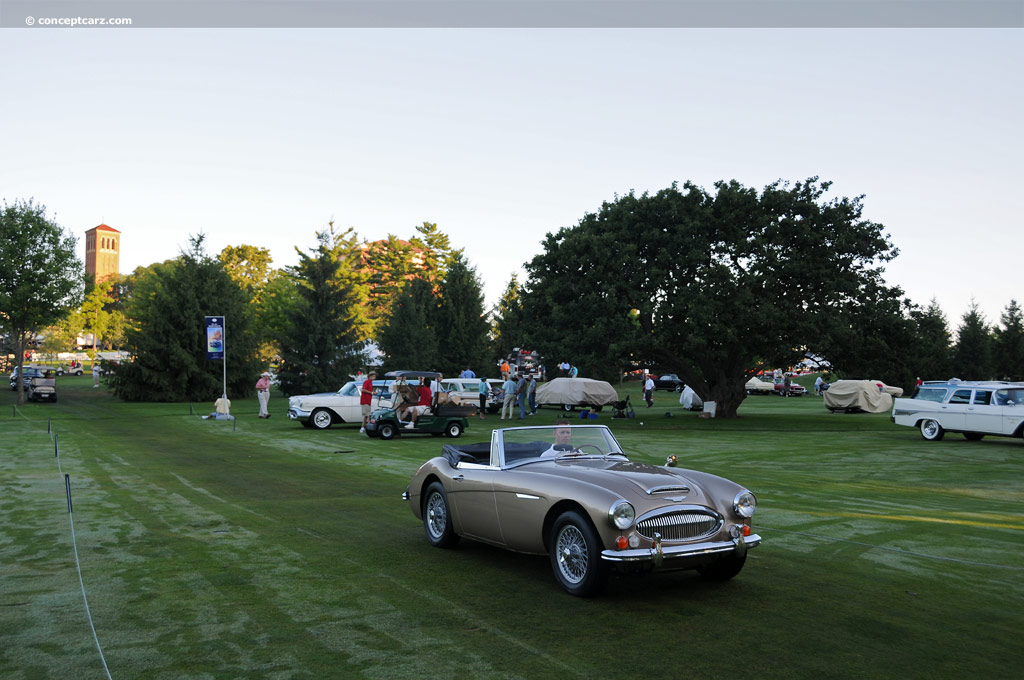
402, 424, 760, 596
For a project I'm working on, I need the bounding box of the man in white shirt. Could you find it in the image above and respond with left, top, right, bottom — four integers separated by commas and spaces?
644, 375, 655, 408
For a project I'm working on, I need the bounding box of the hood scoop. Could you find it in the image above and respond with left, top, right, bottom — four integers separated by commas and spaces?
646, 484, 690, 495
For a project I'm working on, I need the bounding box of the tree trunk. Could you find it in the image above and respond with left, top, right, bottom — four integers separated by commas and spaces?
707, 380, 748, 418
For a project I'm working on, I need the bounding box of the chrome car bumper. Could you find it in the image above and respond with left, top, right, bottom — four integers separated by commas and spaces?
601, 533, 761, 566
287, 408, 311, 421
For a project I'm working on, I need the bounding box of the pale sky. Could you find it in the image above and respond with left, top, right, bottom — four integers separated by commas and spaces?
1, 28, 1020, 330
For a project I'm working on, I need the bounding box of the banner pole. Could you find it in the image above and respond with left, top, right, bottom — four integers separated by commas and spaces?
222, 315, 228, 404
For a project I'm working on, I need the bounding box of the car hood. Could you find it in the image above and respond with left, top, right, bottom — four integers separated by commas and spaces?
523, 458, 716, 505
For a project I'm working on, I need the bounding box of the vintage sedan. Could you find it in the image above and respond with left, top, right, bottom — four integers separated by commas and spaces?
402, 424, 760, 596
287, 379, 398, 429
652, 373, 685, 391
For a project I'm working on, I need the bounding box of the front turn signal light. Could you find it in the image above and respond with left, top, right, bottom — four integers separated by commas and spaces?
616, 536, 628, 550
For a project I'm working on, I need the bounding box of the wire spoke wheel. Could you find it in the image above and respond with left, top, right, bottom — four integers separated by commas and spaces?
556, 525, 589, 584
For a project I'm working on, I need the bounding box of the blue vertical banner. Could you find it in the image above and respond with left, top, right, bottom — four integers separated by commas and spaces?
205, 316, 225, 360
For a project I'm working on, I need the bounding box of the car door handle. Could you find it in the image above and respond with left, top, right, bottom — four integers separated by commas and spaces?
453, 475, 464, 482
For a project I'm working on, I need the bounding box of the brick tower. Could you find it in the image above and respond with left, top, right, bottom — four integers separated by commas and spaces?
84, 224, 120, 283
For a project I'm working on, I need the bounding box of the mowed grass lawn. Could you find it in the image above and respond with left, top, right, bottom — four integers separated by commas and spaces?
2, 377, 1022, 679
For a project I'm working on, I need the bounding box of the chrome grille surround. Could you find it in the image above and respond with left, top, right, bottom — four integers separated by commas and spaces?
635, 505, 723, 542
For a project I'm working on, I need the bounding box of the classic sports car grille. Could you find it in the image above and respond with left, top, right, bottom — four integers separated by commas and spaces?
636, 510, 722, 542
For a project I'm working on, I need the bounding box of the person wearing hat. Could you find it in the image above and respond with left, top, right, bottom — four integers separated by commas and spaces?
360, 370, 377, 434
256, 371, 272, 418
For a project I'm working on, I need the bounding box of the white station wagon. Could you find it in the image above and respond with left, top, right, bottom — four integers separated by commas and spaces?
891, 380, 1024, 442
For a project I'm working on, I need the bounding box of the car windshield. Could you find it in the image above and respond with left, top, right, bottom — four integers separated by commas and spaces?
337, 381, 358, 396
499, 425, 626, 465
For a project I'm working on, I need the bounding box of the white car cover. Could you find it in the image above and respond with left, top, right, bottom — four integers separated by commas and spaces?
824, 380, 904, 413
534, 378, 618, 407
679, 385, 703, 409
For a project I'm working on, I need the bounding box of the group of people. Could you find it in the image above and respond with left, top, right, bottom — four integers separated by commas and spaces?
499, 371, 539, 420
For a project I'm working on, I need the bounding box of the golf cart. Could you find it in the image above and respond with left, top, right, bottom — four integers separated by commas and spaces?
28, 369, 57, 402
366, 370, 475, 440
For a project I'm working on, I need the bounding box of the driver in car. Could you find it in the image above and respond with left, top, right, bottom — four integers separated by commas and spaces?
540, 419, 576, 457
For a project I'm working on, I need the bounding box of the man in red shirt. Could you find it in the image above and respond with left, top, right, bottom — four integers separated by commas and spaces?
360, 371, 377, 434
406, 378, 434, 429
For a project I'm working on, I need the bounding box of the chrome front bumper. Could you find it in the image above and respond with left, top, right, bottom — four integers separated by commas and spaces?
602, 533, 761, 566
287, 408, 311, 421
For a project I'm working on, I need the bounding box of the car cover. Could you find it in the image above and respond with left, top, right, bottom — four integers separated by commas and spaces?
679, 385, 703, 409
824, 380, 904, 413
535, 378, 618, 407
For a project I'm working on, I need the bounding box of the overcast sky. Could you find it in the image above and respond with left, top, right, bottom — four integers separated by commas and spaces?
1, 28, 1020, 330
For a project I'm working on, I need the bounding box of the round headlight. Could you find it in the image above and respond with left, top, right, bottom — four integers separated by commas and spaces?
733, 490, 756, 518
609, 501, 635, 530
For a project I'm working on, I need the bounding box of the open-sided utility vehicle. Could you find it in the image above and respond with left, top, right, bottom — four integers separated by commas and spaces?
366, 371, 475, 440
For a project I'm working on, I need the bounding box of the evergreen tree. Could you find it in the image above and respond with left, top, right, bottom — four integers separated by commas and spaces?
908, 298, 952, 380
410, 221, 462, 282
276, 225, 370, 397
110, 235, 261, 402
492, 275, 525, 362
362, 234, 418, 333
435, 253, 491, 376
994, 299, 1024, 380
951, 301, 994, 380
377, 277, 439, 372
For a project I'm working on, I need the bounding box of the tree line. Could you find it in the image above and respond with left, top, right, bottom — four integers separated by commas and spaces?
2, 184, 1021, 414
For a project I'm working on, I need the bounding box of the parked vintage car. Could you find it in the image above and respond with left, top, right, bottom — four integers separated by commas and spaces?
366, 371, 474, 440
745, 377, 775, 395
891, 380, 1024, 441
439, 377, 505, 413
652, 373, 684, 391
10, 365, 43, 391
287, 379, 398, 429
534, 377, 618, 412
403, 424, 760, 596
773, 377, 807, 396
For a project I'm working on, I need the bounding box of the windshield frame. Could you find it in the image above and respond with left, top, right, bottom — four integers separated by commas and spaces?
491, 424, 627, 468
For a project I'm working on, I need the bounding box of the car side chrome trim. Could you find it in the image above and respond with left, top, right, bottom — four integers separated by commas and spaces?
515, 493, 541, 500
601, 534, 761, 564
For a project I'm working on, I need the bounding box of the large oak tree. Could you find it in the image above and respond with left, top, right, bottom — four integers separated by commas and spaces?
520, 178, 906, 417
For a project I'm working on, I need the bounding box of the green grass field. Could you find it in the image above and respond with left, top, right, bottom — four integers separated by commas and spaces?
2, 377, 1021, 679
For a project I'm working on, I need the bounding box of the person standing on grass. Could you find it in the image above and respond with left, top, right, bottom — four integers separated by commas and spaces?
528, 374, 538, 415
644, 374, 655, 408
516, 372, 528, 419
478, 377, 489, 420
360, 370, 377, 434
501, 373, 517, 419
256, 371, 272, 418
